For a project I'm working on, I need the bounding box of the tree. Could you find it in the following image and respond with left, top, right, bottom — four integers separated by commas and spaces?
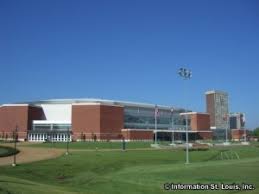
80, 132, 86, 141
253, 127, 259, 137
91, 132, 97, 142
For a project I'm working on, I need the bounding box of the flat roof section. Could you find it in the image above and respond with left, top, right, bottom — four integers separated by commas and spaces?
0, 104, 41, 108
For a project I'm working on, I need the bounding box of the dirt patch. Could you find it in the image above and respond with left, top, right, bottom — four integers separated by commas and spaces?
0, 145, 64, 166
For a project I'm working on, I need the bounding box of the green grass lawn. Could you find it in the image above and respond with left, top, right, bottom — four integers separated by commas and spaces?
23, 141, 259, 150
0, 146, 259, 194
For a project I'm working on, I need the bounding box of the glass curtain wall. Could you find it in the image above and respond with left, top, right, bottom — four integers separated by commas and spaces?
124, 106, 188, 130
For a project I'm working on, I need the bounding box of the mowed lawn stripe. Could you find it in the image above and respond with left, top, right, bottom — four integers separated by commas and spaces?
0, 175, 80, 194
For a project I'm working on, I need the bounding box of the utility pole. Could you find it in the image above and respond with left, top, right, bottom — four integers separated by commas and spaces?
171, 108, 175, 145
12, 125, 18, 167
66, 127, 70, 155
224, 113, 229, 144
154, 105, 158, 144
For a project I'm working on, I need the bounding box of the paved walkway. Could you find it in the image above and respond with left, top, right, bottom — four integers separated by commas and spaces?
0, 145, 65, 166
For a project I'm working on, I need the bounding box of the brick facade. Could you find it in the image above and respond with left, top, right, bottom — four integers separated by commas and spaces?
71, 104, 124, 141
231, 129, 246, 141
0, 102, 214, 142
190, 113, 210, 131
0, 105, 43, 140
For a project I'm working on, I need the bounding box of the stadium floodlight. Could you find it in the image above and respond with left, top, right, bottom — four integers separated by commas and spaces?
179, 68, 192, 80
178, 68, 184, 77
178, 67, 192, 164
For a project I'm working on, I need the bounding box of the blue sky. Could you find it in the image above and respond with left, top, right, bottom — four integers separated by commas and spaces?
0, 0, 258, 129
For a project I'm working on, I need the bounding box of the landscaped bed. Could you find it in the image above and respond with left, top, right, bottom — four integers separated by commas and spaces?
0, 145, 19, 157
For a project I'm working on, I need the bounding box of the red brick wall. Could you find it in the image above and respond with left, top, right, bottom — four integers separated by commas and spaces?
71, 104, 124, 140
232, 129, 245, 140
122, 130, 153, 140
100, 105, 124, 140
191, 114, 210, 131
0, 105, 43, 140
71, 105, 101, 140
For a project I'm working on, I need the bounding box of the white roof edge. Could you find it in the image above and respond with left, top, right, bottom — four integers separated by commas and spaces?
72, 102, 123, 107
1, 104, 30, 107
0, 104, 42, 108
205, 90, 228, 95
11, 98, 185, 111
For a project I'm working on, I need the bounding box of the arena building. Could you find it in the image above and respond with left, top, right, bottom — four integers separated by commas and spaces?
0, 99, 212, 142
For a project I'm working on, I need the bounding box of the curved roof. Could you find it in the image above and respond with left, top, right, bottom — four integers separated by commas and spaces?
14, 98, 185, 111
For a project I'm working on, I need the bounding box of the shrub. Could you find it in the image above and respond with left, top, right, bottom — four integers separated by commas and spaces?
183, 147, 209, 151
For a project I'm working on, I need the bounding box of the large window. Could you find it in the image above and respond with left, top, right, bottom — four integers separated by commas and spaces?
33, 124, 52, 131
52, 124, 70, 130
33, 123, 71, 132
124, 106, 187, 130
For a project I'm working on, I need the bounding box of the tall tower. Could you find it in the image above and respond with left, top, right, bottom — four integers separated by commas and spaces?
205, 90, 229, 129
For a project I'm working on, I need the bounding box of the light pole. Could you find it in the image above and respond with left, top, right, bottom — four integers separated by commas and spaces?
12, 125, 18, 167
223, 113, 229, 144
226, 115, 229, 144
178, 67, 192, 164
154, 105, 158, 144
242, 114, 247, 142
122, 136, 126, 151
66, 127, 70, 155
